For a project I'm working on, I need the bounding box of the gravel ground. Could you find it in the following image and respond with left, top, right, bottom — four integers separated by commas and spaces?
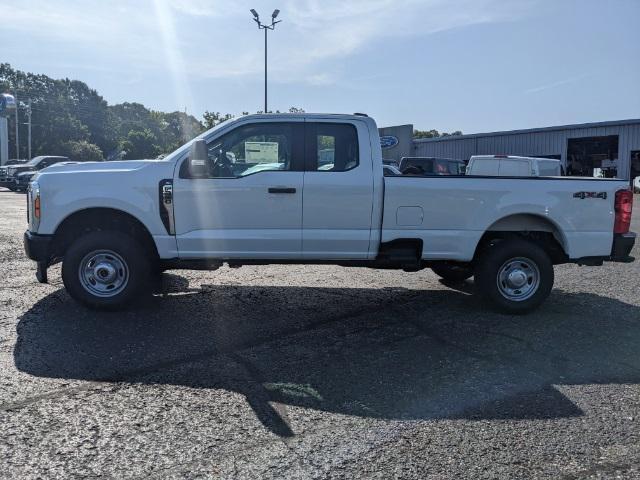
1, 189, 639, 479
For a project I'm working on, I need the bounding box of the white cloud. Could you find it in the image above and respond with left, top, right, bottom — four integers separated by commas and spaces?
166, 0, 223, 16
0, 0, 533, 85
0, 0, 159, 66
304, 73, 335, 86
525, 73, 591, 94
198, 0, 532, 82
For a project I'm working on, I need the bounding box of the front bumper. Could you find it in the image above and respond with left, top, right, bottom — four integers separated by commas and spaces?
23, 230, 53, 262
15, 177, 31, 189
610, 232, 636, 262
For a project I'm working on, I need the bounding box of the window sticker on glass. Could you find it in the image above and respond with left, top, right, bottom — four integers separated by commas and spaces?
245, 142, 279, 163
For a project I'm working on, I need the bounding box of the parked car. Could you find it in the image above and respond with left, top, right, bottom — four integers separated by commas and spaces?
0, 167, 11, 189
399, 157, 465, 175
14, 161, 78, 192
14, 171, 37, 192
0, 160, 28, 189
466, 155, 563, 177
3, 156, 70, 190
23, 113, 634, 314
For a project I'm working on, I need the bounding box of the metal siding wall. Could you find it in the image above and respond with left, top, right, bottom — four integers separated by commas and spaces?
413, 137, 475, 159
411, 123, 640, 179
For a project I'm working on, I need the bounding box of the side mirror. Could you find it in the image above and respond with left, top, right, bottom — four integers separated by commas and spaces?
189, 139, 208, 177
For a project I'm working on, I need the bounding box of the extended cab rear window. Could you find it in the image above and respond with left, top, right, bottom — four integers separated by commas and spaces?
306, 123, 359, 172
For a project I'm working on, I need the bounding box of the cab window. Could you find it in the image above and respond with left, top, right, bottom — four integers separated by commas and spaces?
183, 122, 304, 178
306, 123, 359, 172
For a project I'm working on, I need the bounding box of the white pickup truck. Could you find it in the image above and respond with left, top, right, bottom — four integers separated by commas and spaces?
23, 113, 635, 313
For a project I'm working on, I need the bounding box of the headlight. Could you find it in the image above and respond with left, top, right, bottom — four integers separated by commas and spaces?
7, 167, 16, 176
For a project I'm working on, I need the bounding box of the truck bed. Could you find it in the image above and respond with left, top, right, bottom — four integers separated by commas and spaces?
382, 175, 628, 261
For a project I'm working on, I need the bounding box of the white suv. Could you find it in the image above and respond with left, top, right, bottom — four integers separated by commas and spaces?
467, 155, 562, 177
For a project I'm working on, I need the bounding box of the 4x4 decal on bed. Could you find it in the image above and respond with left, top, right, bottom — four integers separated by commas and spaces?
573, 191, 608, 200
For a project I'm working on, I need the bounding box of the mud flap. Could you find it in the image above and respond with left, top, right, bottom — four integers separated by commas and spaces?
35, 261, 48, 284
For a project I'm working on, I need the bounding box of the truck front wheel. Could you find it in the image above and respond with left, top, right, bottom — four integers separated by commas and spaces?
62, 231, 150, 310
474, 239, 554, 314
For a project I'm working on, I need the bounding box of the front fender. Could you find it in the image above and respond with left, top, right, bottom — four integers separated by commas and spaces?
36, 164, 174, 239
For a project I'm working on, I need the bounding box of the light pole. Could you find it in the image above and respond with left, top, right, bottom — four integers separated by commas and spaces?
250, 9, 281, 113
26, 100, 32, 160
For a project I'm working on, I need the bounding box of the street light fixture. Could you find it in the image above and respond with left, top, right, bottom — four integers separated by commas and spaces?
250, 8, 282, 113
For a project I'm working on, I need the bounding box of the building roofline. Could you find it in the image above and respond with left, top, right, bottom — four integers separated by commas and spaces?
412, 118, 640, 143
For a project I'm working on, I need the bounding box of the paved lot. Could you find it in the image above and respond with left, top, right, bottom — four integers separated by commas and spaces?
1, 189, 639, 479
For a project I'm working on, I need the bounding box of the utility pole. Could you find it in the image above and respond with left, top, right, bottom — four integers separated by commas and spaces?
250, 9, 281, 113
14, 94, 19, 159
26, 99, 32, 160
264, 26, 268, 113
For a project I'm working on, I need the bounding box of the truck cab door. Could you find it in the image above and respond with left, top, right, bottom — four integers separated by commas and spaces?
172, 120, 305, 259
302, 120, 375, 259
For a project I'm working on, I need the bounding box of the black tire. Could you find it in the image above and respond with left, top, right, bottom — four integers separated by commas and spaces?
474, 238, 554, 314
431, 262, 474, 282
62, 231, 150, 310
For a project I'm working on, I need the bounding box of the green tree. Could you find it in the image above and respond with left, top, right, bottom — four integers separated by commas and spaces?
440, 130, 463, 137
203, 111, 234, 129
120, 129, 160, 159
60, 140, 104, 162
0, 63, 113, 158
109, 102, 205, 157
414, 128, 463, 139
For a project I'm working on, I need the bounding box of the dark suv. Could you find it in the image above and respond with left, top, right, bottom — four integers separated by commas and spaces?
15, 162, 78, 192
1, 156, 69, 191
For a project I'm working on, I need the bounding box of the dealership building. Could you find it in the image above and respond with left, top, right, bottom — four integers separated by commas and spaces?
380, 118, 640, 183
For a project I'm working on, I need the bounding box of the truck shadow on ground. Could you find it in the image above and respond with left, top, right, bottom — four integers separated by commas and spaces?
13, 274, 640, 437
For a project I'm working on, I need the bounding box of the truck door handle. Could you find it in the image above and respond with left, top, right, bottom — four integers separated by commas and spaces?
268, 187, 296, 194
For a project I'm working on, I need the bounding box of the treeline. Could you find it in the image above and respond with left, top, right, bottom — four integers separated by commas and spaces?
413, 128, 463, 139
0, 63, 209, 161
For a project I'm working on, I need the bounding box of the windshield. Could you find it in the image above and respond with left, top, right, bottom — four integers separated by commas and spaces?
25, 157, 45, 166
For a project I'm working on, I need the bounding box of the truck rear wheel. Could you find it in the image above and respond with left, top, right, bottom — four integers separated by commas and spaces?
62, 231, 150, 310
474, 238, 554, 314
431, 263, 473, 282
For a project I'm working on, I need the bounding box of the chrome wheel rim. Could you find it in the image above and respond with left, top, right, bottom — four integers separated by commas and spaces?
78, 250, 129, 297
496, 257, 540, 302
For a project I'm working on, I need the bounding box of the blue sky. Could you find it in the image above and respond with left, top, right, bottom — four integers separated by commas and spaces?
0, 0, 638, 133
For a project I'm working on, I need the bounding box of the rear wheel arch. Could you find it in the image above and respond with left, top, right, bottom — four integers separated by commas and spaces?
474, 214, 569, 264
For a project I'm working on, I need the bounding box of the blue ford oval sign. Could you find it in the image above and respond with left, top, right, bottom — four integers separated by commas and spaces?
0, 93, 16, 116
380, 135, 399, 149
